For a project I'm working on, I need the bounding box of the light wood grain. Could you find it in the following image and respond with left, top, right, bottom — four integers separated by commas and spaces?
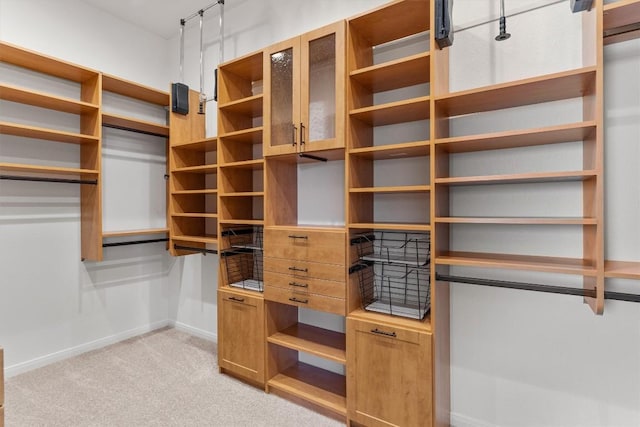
604, 260, 640, 279
102, 112, 169, 137
102, 74, 169, 106
349, 140, 430, 159
348, 222, 431, 232
264, 257, 346, 282
265, 286, 345, 316
102, 228, 168, 238
171, 136, 217, 151
267, 323, 346, 364
172, 234, 218, 244
434, 170, 597, 186
264, 271, 345, 299
349, 185, 430, 194
0, 83, 99, 114
218, 127, 263, 144
264, 227, 346, 265
0, 121, 99, 145
0, 163, 98, 176
350, 96, 430, 126
435, 217, 597, 225
218, 94, 263, 116
350, 52, 430, 93
218, 159, 264, 170
603, 0, 640, 34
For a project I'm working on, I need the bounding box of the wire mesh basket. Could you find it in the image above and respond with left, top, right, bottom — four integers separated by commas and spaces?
351, 231, 431, 319
221, 226, 263, 293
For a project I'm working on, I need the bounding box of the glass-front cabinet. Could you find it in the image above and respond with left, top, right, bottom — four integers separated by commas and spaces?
264, 21, 345, 157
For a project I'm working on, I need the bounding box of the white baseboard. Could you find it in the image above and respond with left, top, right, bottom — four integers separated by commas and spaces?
5, 320, 170, 378
169, 320, 218, 343
451, 412, 496, 427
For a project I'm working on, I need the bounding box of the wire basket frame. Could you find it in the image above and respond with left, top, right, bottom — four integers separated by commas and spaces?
221, 226, 263, 293
352, 231, 431, 319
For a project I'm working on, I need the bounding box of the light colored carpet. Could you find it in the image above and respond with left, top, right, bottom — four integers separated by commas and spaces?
4, 328, 343, 426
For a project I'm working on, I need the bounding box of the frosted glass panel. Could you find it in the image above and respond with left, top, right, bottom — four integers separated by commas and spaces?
270, 48, 294, 147
308, 34, 336, 142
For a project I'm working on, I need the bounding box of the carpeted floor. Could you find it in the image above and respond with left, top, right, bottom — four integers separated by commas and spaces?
4, 328, 343, 426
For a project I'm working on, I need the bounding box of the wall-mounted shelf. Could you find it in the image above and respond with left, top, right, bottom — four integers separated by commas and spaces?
0, 121, 99, 145
102, 228, 168, 238
0, 83, 98, 114
350, 52, 431, 92
603, 0, 640, 44
102, 112, 169, 137
604, 260, 640, 280
349, 96, 430, 126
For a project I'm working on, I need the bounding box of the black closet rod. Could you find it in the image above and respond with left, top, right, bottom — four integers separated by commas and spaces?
437, 274, 640, 303
102, 238, 168, 248
102, 123, 168, 139
173, 244, 218, 255
0, 174, 98, 185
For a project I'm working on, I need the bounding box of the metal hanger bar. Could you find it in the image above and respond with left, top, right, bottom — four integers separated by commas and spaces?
437, 274, 640, 303
181, 0, 224, 24
102, 238, 168, 248
455, 0, 564, 33
102, 123, 168, 138
174, 244, 218, 255
0, 174, 98, 185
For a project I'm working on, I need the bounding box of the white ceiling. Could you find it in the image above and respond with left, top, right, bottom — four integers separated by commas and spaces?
79, 0, 221, 39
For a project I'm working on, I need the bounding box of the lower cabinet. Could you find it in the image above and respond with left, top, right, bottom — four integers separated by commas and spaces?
217, 289, 265, 385
347, 311, 433, 427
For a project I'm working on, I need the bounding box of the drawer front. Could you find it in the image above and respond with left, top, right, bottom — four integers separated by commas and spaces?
264, 257, 345, 282
349, 318, 426, 344
264, 271, 345, 299
264, 228, 345, 264
218, 288, 262, 308
265, 286, 345, 316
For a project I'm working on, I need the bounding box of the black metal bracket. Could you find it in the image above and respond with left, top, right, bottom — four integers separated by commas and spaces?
174, 244, 218, 255
350, 233, 376, 245
298, 152, 328, 162
102, 238, 168, 248
0, 174, 98, 185
437, 273, 640, 303
103, 123, 168, 139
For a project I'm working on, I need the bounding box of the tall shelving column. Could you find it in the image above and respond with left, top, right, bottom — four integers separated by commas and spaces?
0, 41, 102, 261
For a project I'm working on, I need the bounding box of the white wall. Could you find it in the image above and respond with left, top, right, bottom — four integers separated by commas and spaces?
0, 0, 173, 375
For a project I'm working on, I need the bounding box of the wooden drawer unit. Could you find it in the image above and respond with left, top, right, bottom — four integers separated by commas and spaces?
264, 257, 345, 282
264, 271, 345, 299
265, 286, 345, 316
264, 227, 346, 265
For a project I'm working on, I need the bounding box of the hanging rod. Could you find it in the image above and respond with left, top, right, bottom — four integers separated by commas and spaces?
180, 0, 224, 24
174, 244, 218, 255
0, 174, 98, 185
102, 123, 168, 139
299, 153, 328, 162
437, 273, 640, 303
454, 0, 564, 33
102, 238, 168, 248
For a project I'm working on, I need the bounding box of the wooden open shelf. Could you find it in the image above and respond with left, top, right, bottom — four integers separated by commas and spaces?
350, 52, 430, 93
171, 137, 217, 151
435, 170, 597, 186
172, 234, 218, 244
219, 159, 264, 170
102, 228, 168, 238
218, 94, 263, 116
102, 112, 169, 137
218, 127, 263, 144
218, 50, 263, 82
172, 165, 217, 174
172, 189, 217, 195
434, 217, 597, 225
268, 324, 346, 364
603, 0, 640, 44
349, 140, 430, 159
220, 191, 264, 197
0, 162, 98, 177
171, 213, 218, 219
350, 185, 430, 194
434, 122, 597, 153
0, 121, 99, 145
219, 219, 264, 226
436, 251, 597, 276
605, 260, 640, 280
349, 222, 431, 232
102, 73, 169, 106
0, 83, 99, 114
435, 67, 596, 116
268, 362, 346, 417
350, 96, 430, 126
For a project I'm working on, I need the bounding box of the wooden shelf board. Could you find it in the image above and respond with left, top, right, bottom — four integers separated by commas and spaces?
172, 189, 218, 195
0, 121, 98, 145
349, 140, 430, 159
268, 324, 346, 365
435, 217, 597, 225
0, 83, 99, 114
219, 159, 264, 170
171, 213, 218, 219
0, 41, 98, 82
102, 112, 169, 137
219, 219, 264, 226
435, 67, 597, 116
348, 222, 430, 232
603, 0, 640, 33
605, 260, 640, 279
102, 74, 169, 106
102, 228, 168, 238
350, 52, 430, 92
218, 94, 263, 116
435, 122, 597, 153
436, 251, 597, 276
435, 170, 597, 186
172, 234, 218, 244
0, 163, 98, 176
268, 362, 346, 416
219, 50, 263, 81
220, 191, 264, 197
348, 0, 429, 46
171, 137, 217, 151
350, 96, 430, 126
172, 165, 217, 174
350, 185, 430, 194
219, 127, 263, 144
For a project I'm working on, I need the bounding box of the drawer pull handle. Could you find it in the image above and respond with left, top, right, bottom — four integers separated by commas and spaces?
289, 282, 308, 288
289, 297, 309, 304
228, 296, 245, 302
288, 235, 308, 240
371, 328, 397, 338
288, 266, 308, 273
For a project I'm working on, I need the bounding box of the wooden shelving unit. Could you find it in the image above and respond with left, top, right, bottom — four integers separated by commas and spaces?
0, 41, 102, 261
603, 0, 640, 44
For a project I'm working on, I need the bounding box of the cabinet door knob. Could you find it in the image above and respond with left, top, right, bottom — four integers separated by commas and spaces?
228, 296, 245, 302
289, 297, 309, 304
288, 266, 308, 273
371, 328, 397, 338
289, 282, 309, 288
